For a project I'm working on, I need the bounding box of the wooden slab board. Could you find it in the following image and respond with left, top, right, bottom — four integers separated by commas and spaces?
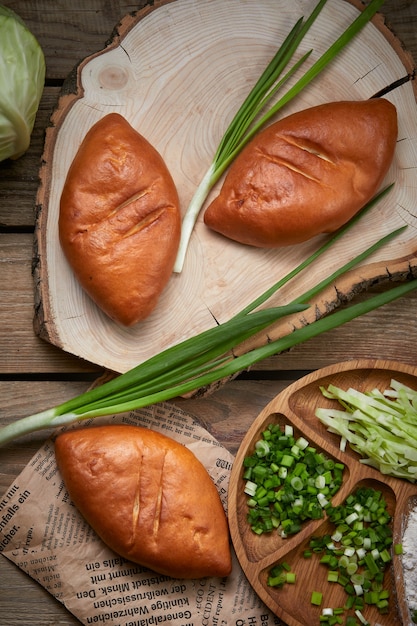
34, 0, 417, 374
228, 359, 417, 625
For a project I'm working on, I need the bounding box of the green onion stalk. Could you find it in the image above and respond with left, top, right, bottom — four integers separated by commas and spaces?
173, 0, 385, 272
0, 187, 415, 446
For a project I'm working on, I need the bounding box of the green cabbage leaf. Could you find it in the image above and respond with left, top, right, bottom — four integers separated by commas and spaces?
0, 5, 45, 161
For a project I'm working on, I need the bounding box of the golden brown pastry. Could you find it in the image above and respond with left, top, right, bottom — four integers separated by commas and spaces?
54, 424, 232, 579
59, 113, 180, 326
204, 99, 397, 247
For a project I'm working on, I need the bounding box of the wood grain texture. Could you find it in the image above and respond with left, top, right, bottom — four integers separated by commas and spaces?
1, 1, 415, 228
0, 2, 416, 624
228, 360, 417, 625
0, 234, 101, 373
0, 1, 150, 80
1, 236, 417, 375
34, 0, 417, 374
0, 567, 77, 626
0, 378, 286, 626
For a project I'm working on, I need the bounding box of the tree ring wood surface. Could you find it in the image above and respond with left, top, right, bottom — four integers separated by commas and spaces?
34, 0, 417, 374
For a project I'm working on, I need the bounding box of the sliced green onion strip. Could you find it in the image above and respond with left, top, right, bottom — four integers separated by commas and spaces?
316, 379, 417, 481
243, 423, 344, 536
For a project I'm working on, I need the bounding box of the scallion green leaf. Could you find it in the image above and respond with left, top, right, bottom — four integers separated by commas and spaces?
0, 188, 414, 446
174, 0, 385, 272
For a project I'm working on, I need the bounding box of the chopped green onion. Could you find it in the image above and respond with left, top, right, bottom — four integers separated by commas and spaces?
291, 476, 304, 491
255, 439, 270, 457
296, 436, 309, 450
322, 608, 334, 616
354, 609, 369, 625
243, 423, 344, 535
346, 562, 358, 576
244, 480, 258, 497
268, 486, 394, 622
174, 0, 385, 272
267, 562, 294, 587
351, 573, 365, 587
346, 512, 359, 525
311, 591, 323, 606
304, 487, 393, 619
317, 493, 330, 508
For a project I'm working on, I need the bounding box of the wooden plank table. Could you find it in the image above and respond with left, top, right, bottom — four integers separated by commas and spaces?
0, 1, 416, 624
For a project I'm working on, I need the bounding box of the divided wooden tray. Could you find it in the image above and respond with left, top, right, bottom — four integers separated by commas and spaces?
34, 0, 417, 374
228, 359, 417, 625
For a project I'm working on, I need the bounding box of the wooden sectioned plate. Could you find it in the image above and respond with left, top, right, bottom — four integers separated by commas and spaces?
228, 359, 417, 626
34, 0, 417, 374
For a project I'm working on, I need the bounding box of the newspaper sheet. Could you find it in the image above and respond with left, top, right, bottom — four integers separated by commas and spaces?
0, 402, 283, 626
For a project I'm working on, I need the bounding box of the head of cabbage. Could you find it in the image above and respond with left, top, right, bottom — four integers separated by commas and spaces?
0, 5, 45, 162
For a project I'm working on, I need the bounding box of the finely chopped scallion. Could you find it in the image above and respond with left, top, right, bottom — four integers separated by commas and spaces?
243, 423, 345, 536
173, 0, 385, 272
268, 487, 395, 625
